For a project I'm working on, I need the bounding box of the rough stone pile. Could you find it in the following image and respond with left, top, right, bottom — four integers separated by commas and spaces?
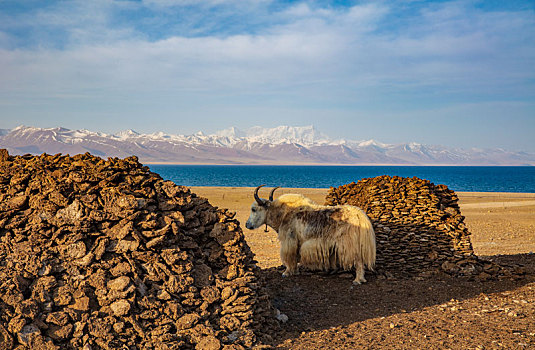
325, 175, 523, 279
0, 150, 276, 349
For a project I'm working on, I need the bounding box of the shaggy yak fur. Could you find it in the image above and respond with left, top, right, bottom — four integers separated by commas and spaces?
246, 187, 376, 284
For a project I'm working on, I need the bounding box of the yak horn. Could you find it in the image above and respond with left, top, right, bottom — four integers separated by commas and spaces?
269, 187, 280, 201
254, 184, 266, 205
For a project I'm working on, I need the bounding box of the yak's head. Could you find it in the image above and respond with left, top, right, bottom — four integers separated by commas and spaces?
245, 185, 279, 230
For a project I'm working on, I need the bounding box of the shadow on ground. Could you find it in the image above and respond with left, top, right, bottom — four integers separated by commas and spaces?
260, 253, 535, 348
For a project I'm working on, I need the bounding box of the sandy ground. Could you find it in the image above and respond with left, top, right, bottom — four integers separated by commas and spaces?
457, 192, 535, 256
191, 187, 535, 349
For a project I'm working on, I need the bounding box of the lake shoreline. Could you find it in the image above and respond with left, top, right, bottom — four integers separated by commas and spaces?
147, 162, 535, 166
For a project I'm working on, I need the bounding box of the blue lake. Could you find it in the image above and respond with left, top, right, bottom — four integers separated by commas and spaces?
148, 165, 535, 193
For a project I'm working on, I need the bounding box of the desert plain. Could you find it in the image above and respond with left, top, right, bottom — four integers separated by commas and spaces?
192, 187, 535, 349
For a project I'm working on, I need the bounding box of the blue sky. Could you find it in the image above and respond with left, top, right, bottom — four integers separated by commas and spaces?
0, 0, 534, 151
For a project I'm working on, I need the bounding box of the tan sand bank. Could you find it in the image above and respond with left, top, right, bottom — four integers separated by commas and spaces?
191, 187, 535, 267
459, 192, 535, 256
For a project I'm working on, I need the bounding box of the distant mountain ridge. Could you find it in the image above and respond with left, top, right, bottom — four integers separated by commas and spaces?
0, 125, 533, 165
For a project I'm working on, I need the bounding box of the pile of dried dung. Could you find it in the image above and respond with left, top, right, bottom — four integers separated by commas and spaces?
0, 150, 276, 349
325, 175, 524, 280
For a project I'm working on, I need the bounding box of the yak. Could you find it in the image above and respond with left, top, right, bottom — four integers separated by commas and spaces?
245, 185, 376, 284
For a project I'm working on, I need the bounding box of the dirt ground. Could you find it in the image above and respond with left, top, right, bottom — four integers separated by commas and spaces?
192, 187, 535, 349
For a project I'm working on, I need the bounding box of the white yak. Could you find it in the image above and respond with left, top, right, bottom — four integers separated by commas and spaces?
245, 185, 376, 284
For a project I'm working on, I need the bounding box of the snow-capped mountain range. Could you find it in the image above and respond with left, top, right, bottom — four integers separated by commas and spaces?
0, 125, 533, 165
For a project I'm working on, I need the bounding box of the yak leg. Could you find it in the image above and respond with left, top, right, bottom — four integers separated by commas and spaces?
353, 260, 366, 285
280, 236, 299, 277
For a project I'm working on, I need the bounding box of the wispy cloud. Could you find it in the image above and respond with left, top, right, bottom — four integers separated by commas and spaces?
0, 0, 534, 150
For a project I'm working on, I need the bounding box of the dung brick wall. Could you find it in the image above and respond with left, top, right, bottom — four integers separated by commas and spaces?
325, 175, 520, 279
0, 151, 276, 349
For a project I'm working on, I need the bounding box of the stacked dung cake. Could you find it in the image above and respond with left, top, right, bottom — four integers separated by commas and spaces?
0, 150, 276, 349
325, 175, 523, 279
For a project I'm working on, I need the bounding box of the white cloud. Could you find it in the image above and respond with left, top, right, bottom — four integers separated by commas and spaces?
0, 0, 533, 151
1, 1, 533, 95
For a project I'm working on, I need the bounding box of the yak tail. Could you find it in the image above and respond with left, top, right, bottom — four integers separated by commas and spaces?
358, 209, 376, 270
339, 207, 376, 271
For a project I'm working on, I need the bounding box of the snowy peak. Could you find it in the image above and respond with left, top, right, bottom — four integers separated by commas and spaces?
116, 129, 140, 140
242, 125, 330, 145
214, 127, 246, 139
0, 125, 533, 165
7, 125, 104, 141
356, 139, 388, 148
